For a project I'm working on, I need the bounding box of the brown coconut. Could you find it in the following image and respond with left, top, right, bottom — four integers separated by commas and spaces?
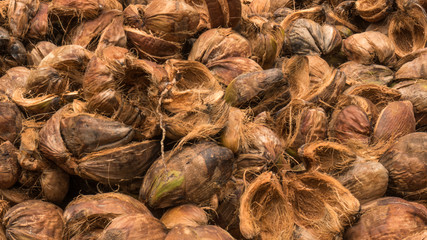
95, 14, 127, 52
372, 101, 416, 144
393, 80, 427, 128
165, 225, 234, 240
123, 4, 144, 29
64, 192, 152, 239
355, 0, 393, 22
344, 197, 427, 239
0, 141, 20, 189
8, 0, 40, 38
0, 101, 22, 144
160, 204, 208, 229
7, 38, 27, 65
139, 142, 233, 209
18, 169, 40, 187
188, 28, 251, 65
3, 200, 64, 240
336, 158, 389, 204
342, 31, 396, 67
27, 1, 48, 40
19, 121, 51, 172
202, 0, 242, 28
99, 214, 167, 240
28, 41, 58, 66
395, 53, 427, 80
380, 132, 427, 200
206, 57, 263, 86
0, 188, 32, 205
339, 61, 394, 86
343, 84, 401, 111
0, 67, 30, 98
48, 0, 123, 20
40, 167, 69, 203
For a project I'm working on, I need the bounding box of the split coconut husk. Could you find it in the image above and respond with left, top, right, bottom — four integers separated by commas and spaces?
99, 213, 168, 240
95, 13, 127, 52
139, 141, 233, 208
0, 101, 22, 144
343, 84, 401, 111
379, 132, 427, 200
18, 169, 40, 187
342, 31, 396, 67
27, 2, 49, 40
202, 0, 242, 28
63, 192, 152, 239
48, 0, 123, 20
334, 94, 379, 124
206, 57, 263, 86
355, 0, 392, 22
188, 28, 251, 65
8, 0, 40, 38
28, 41, 58, 67
393, 80, 427, 128
165, 225, 234, 240
160, 204, 208, 228
0, 66, 30, 98
339, 61, 394, 86
395, 53, 427, 81
336, 158, 389, 204
3, 200, 65, 240
0, 141, 20, 189
344, 197, 427, 239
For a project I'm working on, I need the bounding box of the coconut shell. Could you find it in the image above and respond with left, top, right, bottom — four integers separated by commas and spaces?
339, 61, 394, 86
343, 84, 401, 111
0, 102, 22, 144
99, 214, 167, 240
329, 105, 372, 144
393, 80, 427, 128
344, 197, 427, 239
373, 101, 416, 144
0, 66, 30, 98
355, 0, 392, 22
40, 167, 69, 203
140, 142, 233, 209
64, 192, 152, 238
8, 0, 40, 38
342, 31, 396, 67
188, 28, 251, 65
379, 132, 427, 200
206, 57, 263, 86
28, 41, 58, 67
76, 140, 160, 184
336, 158, 388, 204
395, 54, 427, 80
165, 225, 234, 240
160, 204, 208, 229
0, 141, 20, 189
49, 0, 123, 19
27, 2, 48, 39
3, 200, 64, 240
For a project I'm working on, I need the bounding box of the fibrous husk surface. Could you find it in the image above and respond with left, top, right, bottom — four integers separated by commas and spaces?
343, 84, 401, 111
339, 61, 394, 86
165, 225, 235, 240
49, 0, 123, 20
206, 57, 263, 86
28, 41, 58, 67
160, 204, 208, 229
0, 101, 22, 144
395, 53, 427, 81
355, 0, 393, 23
392, 80, 427, 128
0, 141, 20, 189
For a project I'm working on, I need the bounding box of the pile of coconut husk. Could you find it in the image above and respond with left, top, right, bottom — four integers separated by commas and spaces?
0, 0, 426, 239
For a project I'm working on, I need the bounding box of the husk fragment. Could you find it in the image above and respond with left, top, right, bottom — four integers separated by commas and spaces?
0, 141, 20, 189
339, 61, 394, 86
206, 57, 262, 86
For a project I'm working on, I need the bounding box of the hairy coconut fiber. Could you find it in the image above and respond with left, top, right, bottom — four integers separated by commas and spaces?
25, 66, 68, 96
63, 192, 152, 239
76, 140, 160, 184
343, 84, 401, 111
202, 0, 242, 28
0, 101, 22, 144
380, 132, 427, 200
140, 142, 233, 209
0, 67, 30, 98
355, 0, 393, 22
28, 41, 58, 66
372, 101, 416, 144
388, 2, 427, 58
395, 53, 427, 80
165, 225, 234, 240
161, 204, 208, 228
18, 169, 40, 188
143, 0, 200, 42
123, 4, 144, 29
0, 141, 20, 189
99, 213, 167, 240
339, 61, 394, 86
188, 28, 251, 65
342, 31, 396, 67
305, 55, 332, 85
283, 18, 342, 57
48, 0, 123, 20
155, 59, 229, 142
336, 158, 389, 204
8, 0, 39, 38
3, 200, 64, 240
403, 230, 427, 240
328, 105, 372, 145
393, 80, 427, 128
206, 57, 262, 86
345, 197, 427, 239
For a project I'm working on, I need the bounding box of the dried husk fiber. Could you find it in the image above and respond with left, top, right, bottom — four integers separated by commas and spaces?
160, 204, 208, 228
165, 225, 235, 240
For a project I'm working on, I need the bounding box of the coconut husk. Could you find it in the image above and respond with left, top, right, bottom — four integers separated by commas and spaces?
123, 4, 144, 29
8, 38, 27, 65
25, 66, 68, 96
335, 94, 379, 124
40, 167, 69, 202
0, 102, 22, 144
403, 230, 427, 240
0, 66, 30, 98
239, 171, 294, 240
64, 192, 152, 239
202, 0, 242, 28
18, 169, 40, 187
393, 80, 427, 128
3, 200, 64, 240
165, 225, 234, 240
28, 41, 58, 67
95, 14, 127, 52
336, 158, 388, 204
324, 2, 363, 34
27, 2, 48, 39
0, 26, 10, 50
160, 204, 208, 228
339, 61, 394, 86
143, 0, 200, 42
306, 55, 332, 84
8, 0, 40, 38
125, 26, 182, 61
379, 132, 427, 200
372, 101, 416, 144
76, 140, 160, 184
99, 213, 168, 240
283, 18, 342, 56
248, 0, 291, 15
70, 229, 103, 240
48, 0, 123, 20
206, 57, 262, 86
343, 84, 401, 111
0, 188, 32, 204
0, 141, 20, 189
388, 2, 427, 58
342, 31, 396, 67
0, 200, 10, 219
355, 0, 392, 22
395, 54, 427, 81
19, 121, 51, 172
139, 142, 233, 209
188, 28, 251, 65
344, 197, 427, 239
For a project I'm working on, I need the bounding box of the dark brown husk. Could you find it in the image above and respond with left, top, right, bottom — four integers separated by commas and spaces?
8, 0, 39, 38
0, 141, 20, 189
0, 67, 30, 98
27, 2, 49, 40
40, 167, 70, 203
355, 0, 392, 22
0, 101, 22, 144
28, 41, 58, 66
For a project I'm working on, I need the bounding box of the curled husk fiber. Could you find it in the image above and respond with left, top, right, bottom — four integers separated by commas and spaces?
28, 41, 57, 66
160, 204, 208, 229
355, 0, 393, 22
